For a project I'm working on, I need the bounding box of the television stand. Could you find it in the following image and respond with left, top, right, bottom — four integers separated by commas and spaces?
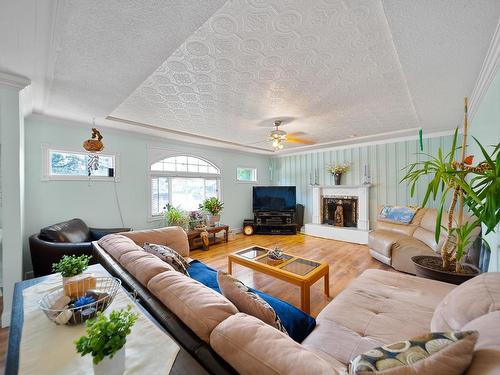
244, 211, 297, 235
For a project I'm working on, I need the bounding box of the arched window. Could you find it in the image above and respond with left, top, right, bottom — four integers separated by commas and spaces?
150, 155, 221, 217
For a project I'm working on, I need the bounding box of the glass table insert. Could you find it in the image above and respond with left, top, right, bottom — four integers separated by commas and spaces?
281, 258, 321, 276
236, 246, 268, 260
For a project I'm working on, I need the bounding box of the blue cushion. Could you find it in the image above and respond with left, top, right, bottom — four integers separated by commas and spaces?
188, 260, 316, 342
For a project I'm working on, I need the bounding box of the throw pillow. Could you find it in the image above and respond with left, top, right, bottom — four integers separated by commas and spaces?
217, 271, 288, 336
349, 331, 478, 375
143, 243, 190, 276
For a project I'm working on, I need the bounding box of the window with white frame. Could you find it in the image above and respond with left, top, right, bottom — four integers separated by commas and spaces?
44, 147, 118, 180
150, 155, 221, 217
236, 167, 257, 182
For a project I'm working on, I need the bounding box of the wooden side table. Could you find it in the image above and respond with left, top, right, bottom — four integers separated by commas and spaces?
187, 225, 229, 250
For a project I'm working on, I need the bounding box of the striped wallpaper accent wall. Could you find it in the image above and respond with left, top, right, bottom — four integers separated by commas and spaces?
270, 134, 456, 228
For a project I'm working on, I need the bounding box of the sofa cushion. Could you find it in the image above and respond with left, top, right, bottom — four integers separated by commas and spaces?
463, 312, 500, 375
144, 243, 190, 276
40, 218, 90, 243
217, 271, 288, 336
121, 227, 189, 257
349, 331, 477, 374
391, 237, 436, 274
119, 250, 174, 286
147, 271, 238, 343
378, 206, 420, 225
97, 234, 143, 261
431, 272, 500, 331
187, 260, 316, 343
302, 269, 455, 364
210, 313, 345, 375
368, 231, 409, 258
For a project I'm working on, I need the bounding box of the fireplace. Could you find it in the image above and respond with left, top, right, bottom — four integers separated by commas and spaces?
322, 196, 358, 227
305, 185, 371, 244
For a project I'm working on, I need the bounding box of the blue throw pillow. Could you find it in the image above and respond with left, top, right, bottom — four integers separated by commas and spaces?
188, 260, 316, 342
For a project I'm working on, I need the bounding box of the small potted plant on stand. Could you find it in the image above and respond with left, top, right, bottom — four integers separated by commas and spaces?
199, 197, 224, 226
75, 306, 138, 375
163, 204, 189, 230
327, 163, 350, 185
402, 98, 499, 284
52, 255, 94, 298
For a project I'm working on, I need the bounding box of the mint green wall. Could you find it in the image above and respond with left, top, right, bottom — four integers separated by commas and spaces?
270, 134, 455, 227
24, 117, 270, 271
470, 71, 500, 272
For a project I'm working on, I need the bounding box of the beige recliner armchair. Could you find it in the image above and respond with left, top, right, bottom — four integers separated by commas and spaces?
368, 207, 480, 274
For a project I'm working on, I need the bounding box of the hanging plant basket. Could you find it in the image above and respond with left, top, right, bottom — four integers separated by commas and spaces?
411, 255, 480, 285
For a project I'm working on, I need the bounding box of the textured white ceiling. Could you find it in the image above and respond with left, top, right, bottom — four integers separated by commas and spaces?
382, 0, 500, 132
2, 0, 499, 153
111, 0, 423, 148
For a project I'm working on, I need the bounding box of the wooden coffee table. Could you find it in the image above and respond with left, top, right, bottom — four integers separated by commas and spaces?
227, 246, 330, 314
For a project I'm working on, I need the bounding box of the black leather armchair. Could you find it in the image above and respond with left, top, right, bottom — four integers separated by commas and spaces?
29, 218, 130, 277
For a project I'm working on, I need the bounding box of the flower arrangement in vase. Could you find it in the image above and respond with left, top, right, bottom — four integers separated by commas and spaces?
327, 163, 350, 185
199, 197, 224, 226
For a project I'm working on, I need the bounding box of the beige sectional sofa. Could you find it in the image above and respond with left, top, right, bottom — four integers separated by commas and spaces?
368, 207, 480, 274
95, 227, 499, 375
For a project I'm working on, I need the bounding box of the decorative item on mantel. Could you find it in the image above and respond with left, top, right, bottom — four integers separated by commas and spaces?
362, 164, 371, 185
309, 168, 320, 186
327, 163, 350, 185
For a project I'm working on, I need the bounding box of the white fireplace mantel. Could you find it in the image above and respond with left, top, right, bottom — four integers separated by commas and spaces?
305, 184, 371, 244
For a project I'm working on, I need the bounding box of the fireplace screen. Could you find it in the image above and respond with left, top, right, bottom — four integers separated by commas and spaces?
322, 196, 358, 227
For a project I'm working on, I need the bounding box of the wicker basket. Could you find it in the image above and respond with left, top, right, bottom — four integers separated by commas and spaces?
39, 276, 121, 325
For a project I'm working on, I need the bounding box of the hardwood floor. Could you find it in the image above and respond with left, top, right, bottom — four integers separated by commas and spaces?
0, 233, 390, 374
191, 233, 391, 317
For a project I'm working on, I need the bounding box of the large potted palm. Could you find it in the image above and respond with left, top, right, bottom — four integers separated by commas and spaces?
402, 99, 499, 284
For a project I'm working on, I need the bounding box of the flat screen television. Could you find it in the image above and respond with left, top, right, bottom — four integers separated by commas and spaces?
253, 186, 296, 212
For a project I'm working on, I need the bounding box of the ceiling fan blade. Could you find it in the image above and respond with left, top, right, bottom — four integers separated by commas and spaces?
287, 136, 315, 145
287, 132, 307, 137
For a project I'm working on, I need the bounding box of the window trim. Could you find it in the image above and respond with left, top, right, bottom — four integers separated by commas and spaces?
236, 166, 258, 183
41, 144, 120, 182
148, 150, 223, 221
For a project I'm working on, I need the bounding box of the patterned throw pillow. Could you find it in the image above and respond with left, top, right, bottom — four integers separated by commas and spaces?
349, 331, 478, 374
217, 271, 288, 336
143, 243, 190, 276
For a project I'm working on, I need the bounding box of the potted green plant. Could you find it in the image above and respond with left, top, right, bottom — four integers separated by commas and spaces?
199, 197, 224, 226
402, 99, 499, 284
327, 163, 350, 185
75, 306, 138, 375
163, 204, 189, 230
52, 255, 94, 297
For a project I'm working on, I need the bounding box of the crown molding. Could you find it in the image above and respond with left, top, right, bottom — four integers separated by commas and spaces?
0, 72, 31, 90
106, 116, 273, 155
469, 19, 500, 119
273, 128, 456, 158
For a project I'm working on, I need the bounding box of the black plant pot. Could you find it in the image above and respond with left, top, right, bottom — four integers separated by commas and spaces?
411, 255, 480, 285
334, 173, 342, 185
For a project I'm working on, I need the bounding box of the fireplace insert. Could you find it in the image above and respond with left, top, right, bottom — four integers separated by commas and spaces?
322, 196, 358, 227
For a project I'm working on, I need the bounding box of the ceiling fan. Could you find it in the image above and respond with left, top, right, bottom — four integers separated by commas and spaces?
269, 120, 315, 151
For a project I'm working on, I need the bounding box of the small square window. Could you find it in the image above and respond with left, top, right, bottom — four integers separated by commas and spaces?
236, 167, 257, 182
